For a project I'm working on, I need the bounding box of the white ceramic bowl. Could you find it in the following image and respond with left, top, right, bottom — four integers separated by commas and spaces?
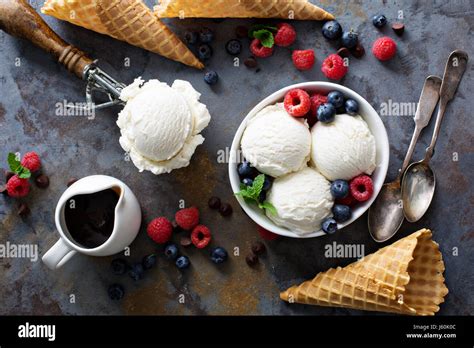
228, 82, 389, 238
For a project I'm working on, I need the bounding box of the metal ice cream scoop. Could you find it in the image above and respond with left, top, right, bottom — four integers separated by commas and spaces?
0, 0, 126, 110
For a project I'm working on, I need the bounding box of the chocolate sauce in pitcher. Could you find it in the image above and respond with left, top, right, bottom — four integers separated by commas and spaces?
64, 189, 120, 248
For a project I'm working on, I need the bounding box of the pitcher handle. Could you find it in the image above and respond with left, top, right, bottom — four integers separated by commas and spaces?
42, 238, 77, 270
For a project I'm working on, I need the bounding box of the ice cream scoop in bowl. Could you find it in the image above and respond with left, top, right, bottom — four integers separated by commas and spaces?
229, 82, 389, 238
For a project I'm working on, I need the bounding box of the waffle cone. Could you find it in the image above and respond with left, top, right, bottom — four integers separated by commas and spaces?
155, 0, 334, 20
280, 229, 448, 315
41, 0, 203, 69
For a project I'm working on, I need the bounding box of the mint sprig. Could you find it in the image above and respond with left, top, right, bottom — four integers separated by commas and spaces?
236, 174, 277, 216
8, 152, 31, 179
248, 25, 277, 48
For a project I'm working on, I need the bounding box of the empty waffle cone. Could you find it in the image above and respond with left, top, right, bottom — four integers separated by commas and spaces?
41, 0, 203, 69
280, 229, 448, 315
155, 0, 334, 20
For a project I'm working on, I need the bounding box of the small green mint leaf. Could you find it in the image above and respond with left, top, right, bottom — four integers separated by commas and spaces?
259, 201, 277, 216
248, 25, 277, 38
17, 167, 31, 179
252, 174, 265, 195
253, 29, 274, 48
8, 152, 21, 173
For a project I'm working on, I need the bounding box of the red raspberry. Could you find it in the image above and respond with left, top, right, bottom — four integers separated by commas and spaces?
274, 23, 296, 47
147, 217, 172, 244
321, 53, 348, 80
21, 152, 41, 172
283, 89, 311, 117
336, 194, 357, 207
6, 175, 30, 198
258, 226, 279, 241
309, 94, 328, 116
349, 175, 374, 202
372, 36, 397, 61
175, 206, 200, 230
250, 39, 273, 58
292, 49, 315, 70
191, 225, 212, 249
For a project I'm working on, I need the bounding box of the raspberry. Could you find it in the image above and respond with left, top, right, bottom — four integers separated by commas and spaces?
5, 175, 30, 198
292, 49, 315, 70
309, 94, 328, 116
258, 226, 279, 241
274, 23, 296, 47
250, 39, 273, 58
349, 175, 374, 202
147, 217, 172, 244
321, 53, 348, 80
191, 225, 211, 249
372, 36, 397, 61
283, 89, 311, 117
336, 194, 357, 207
175, 206, 200, 230
21, 152, 41, 172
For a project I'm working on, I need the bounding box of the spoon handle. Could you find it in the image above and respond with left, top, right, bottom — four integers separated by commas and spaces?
425, 50, 468, 160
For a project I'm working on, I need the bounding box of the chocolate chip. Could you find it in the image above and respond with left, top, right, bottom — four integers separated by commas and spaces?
244, 56, 258, 68
35, 174, 49, 188
18, 203, 30, 216
0, 184, 7, 195
219, 203, 233, 217
251, 241, 266, 255
172, 220, 183, 233
5, 170, 14, 182
67, 177, 78, 187
180, 236, 192, 247
235, 25, 248, 38
208, 196, 221, 210
336, 47, 350, 58
392, 22, 405, 36
245, 252, 258, 267
351, 43, 365, 59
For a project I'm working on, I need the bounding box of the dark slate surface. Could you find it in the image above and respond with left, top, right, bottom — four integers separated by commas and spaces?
0, 0, 472, 315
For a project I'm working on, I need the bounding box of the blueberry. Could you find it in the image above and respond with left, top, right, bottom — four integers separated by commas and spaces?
372, 14, 387, 28
322, 20, 342, 40
258, 190, 267, 203
199, 27, 214, 43
164, 243, 179, 260
176, 255, 190, 269
111, 258, 129, 275
345, 99, 359, 115
262, 175, 273, 191
197, 44, 213, 60
204, 71, 218, 85
322, 217, 338, 234
242, 177, 253, 186
330, 179, 349, 199
341, 30, 358, 49
128, 263, 145, 281
238, 161, 258, 178
317, 103, 336, 123
327, 90, 345, 108
108, 284, 125, 300
332, 204, 352, 223
225, 39, 242, 55
211, 247, 228, 264
184, 30, 198, 44
142, 254, 157, 270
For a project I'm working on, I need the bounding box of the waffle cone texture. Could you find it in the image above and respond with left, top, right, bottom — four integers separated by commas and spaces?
41, 0, 203, 69
155, 0, 334, 20
280, 229, 448, 315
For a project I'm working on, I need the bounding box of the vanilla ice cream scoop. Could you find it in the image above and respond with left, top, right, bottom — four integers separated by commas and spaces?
311, 114, 376, 181
117, 78, 211, 175
241, 103, 311, 178
266, 167, 334, 234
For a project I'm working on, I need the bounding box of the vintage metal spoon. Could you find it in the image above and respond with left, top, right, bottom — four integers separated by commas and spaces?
368, 75, 441, 242
401, 50, 468, 222
0, 0, 126, 110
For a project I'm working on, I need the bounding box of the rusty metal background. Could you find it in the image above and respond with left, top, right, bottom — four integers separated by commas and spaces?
0, 0, 473, 315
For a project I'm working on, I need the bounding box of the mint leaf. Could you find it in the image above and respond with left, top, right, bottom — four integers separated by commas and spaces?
7, 152, 31, 179
259, 201, 277, 216
252, 174, 265, 195
248, 24, 277, 39
253, 29, 274, 48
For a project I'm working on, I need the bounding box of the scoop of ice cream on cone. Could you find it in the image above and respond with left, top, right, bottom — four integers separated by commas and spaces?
117, 78, 211, 175
280, 229, 449, 315
155, 0, 334, 20
41, 0, 203, 69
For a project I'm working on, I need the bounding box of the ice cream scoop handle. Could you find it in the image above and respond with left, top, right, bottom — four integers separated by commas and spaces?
0, 0, 93, 79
